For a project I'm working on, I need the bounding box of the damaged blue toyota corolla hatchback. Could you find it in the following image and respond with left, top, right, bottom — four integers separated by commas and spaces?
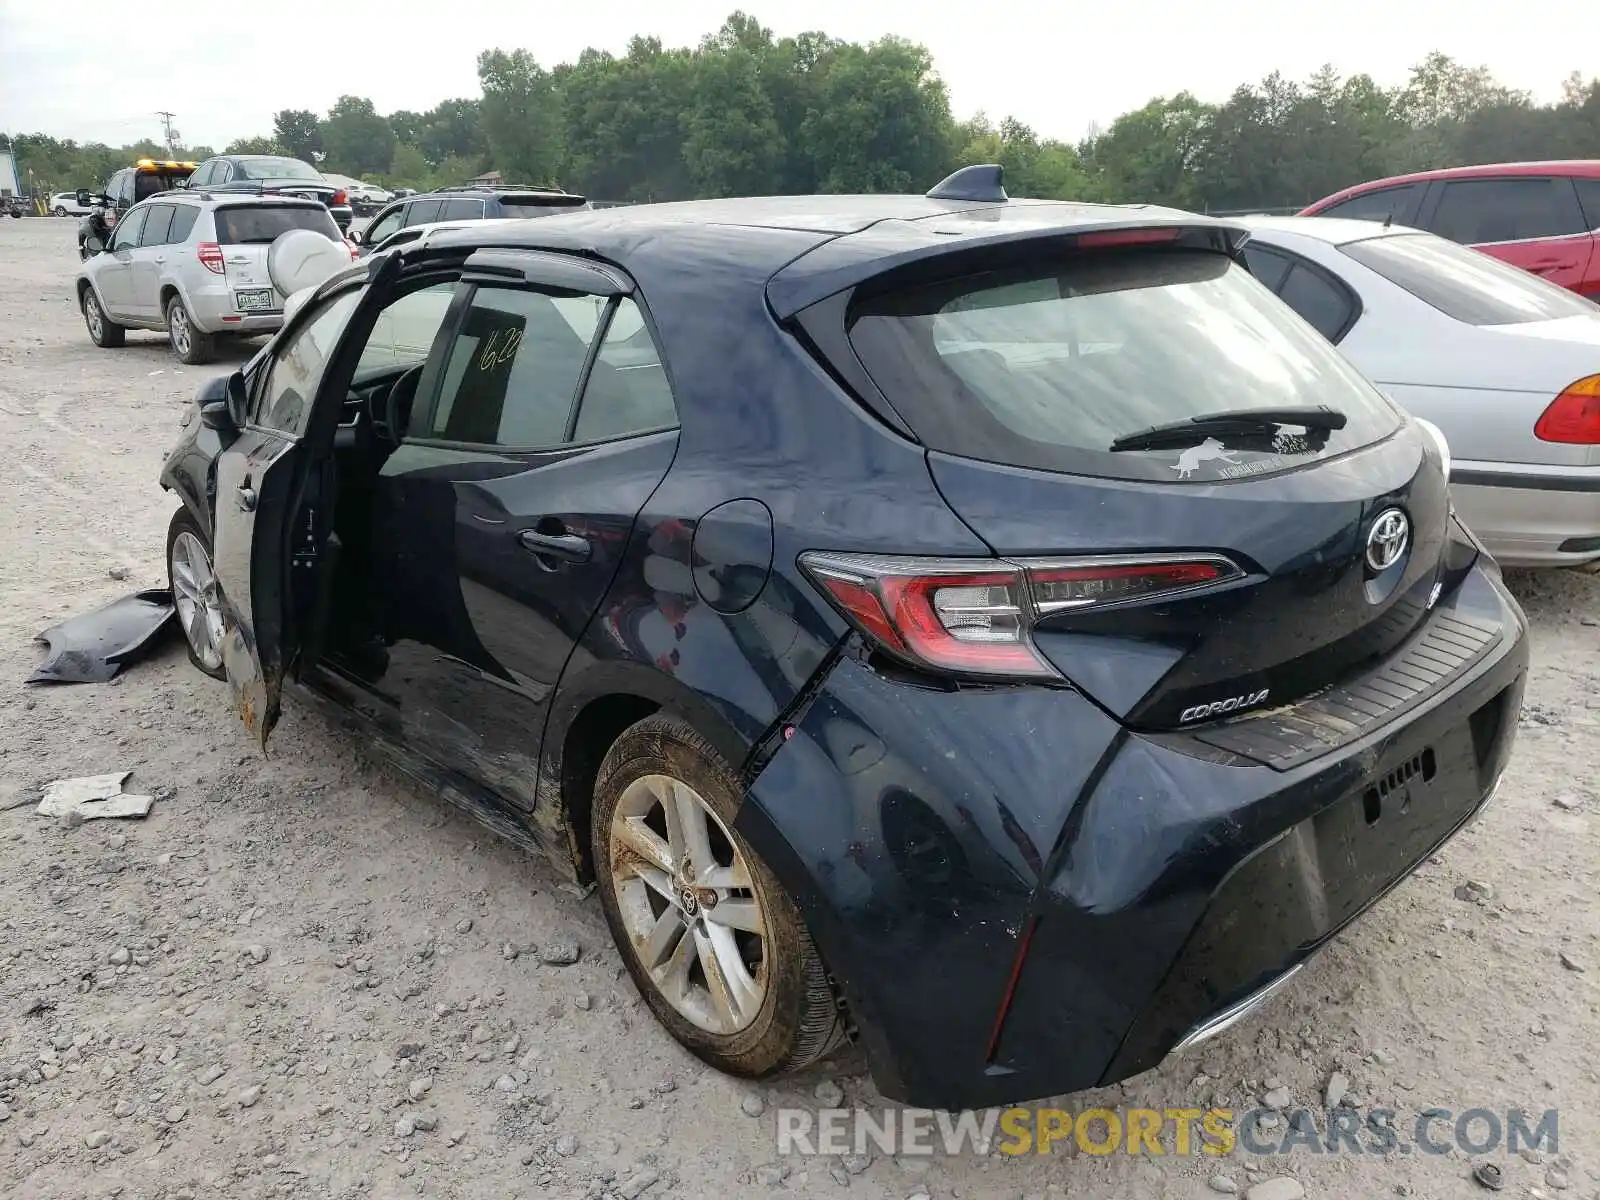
158, 166, 1527, 1110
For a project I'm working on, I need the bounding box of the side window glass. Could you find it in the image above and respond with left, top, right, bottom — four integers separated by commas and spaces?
167, 205, 199, 244
110, 207, 147, 251
440, 197, 485, 221
140, 204, 175, 247
426, 287, 600, 447
253, 291, 362, 436
365, 207, 404, 245
1278, 264, 1355, 342
1320, 185, 1416, 223
361, 282, 458, 373
1576, 178, 1600, 231
574, 298, 678, 442
217, 161, 235, 184
194, 162, 216, 187
1430, 178, 1588, 244
405, 198, 444, 227
1242, 246, 1292, 292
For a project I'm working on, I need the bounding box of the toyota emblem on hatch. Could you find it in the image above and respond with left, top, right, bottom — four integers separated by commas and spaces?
1366, 508, 1410, 572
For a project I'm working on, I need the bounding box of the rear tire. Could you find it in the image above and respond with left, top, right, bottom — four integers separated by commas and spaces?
82, 288, 125, 348
591, 714, 844, 1079
166, 508, 227, 680
166, 295, 215, 365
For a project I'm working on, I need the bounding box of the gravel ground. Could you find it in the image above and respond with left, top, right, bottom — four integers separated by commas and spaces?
1, 217, 1596, 1200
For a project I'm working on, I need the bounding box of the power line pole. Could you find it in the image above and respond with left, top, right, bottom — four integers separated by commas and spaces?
156, 111, 179, 154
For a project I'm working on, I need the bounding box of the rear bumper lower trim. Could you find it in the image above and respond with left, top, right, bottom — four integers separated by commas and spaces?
1172, 962, 1304, 1053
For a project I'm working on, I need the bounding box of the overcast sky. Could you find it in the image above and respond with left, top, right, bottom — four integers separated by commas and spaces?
0, 0, 1588, 150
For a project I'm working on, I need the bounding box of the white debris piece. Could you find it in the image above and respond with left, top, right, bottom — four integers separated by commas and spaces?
38, 772, 155, 821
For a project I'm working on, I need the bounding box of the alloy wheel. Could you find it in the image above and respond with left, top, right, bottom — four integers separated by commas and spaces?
169, 304, 191, 357
170, 531, 225, 672
84, 294, 103, 341
608, 773, 770, 1035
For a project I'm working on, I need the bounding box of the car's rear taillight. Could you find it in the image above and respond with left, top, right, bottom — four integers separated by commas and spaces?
1535, 375, 1600, 444
331, 190, 347, 207
799, 551, 1242, 679
196, 242, 224, 274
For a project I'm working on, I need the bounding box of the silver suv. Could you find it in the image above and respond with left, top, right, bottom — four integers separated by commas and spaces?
75, 192, 351, 364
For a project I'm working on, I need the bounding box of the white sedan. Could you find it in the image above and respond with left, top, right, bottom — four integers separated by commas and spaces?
1238, 216, 1600, 569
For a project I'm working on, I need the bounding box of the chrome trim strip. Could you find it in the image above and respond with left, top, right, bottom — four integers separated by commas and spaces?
1172, 962, 1305, 1053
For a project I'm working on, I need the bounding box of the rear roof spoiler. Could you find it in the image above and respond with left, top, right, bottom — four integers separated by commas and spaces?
766, 215, 1250, 321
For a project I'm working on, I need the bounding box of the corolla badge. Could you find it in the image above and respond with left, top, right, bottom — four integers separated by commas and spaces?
1366, 508, 1410, 572
1180, 688, 1270, 724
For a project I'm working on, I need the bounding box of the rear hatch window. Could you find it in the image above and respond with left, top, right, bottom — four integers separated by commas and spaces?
1341, 232, 1599, 325
133, 170, 192, 201
497, 194, 588, 218
235, 157, 324, 182
215, 205, 339, 245
847, 248, 1403, 482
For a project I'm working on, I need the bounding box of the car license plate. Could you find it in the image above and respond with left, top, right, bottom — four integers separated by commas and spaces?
235, 289, 274, 312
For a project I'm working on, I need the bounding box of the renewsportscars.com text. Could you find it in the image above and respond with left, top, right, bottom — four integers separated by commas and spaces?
776, 1105, 1560, 1158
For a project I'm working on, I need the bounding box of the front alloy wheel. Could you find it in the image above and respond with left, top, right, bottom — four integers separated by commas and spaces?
82, 289, 125, 347
592, 714, 845, 1077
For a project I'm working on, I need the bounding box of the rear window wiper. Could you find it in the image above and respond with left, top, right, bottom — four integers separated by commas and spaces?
1109, 405, 1348, 452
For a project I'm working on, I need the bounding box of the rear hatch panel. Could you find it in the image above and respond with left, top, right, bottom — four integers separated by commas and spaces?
927, 439, 1451, 726
214, 204, 343, 312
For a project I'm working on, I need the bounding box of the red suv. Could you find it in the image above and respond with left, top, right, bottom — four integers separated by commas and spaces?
1301, 161, 1600, 299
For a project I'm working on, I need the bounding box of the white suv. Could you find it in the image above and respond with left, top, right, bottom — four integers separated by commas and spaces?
51, 191, 94, 217
75, 193, 351, 364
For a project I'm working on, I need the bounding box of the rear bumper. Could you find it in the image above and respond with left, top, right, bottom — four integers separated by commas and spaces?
1452, 462, 1600, 567
184, 282, 284, 335
738, 564, 1527, 1109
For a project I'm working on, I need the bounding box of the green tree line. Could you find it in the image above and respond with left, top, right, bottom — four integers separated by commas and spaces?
5, 13, 1597, 210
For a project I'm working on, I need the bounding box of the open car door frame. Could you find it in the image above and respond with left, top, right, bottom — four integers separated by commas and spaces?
210, 251, 406, 749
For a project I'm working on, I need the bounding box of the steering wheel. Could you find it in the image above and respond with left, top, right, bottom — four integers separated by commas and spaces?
372, 363, 425, 446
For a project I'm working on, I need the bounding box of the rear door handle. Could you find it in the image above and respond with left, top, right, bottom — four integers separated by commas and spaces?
518, 528, 590, 563
236, 485, 258, 512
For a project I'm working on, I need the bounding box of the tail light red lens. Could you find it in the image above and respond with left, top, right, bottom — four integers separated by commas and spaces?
196, 242, 225, 274
800, 552, 1241, 679
1535, 375, 1600, 444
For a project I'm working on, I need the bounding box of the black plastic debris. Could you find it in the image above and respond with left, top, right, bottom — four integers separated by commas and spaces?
1472, 1163, 1505, 1191
27, 589, 178, 684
